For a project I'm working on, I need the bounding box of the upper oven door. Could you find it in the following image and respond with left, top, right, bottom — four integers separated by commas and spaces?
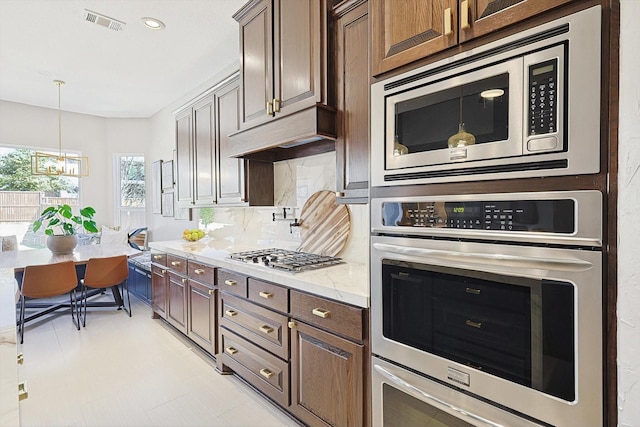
385, 58, 524, 170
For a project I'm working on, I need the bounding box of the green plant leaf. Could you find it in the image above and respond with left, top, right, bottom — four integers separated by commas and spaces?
80, 206, 96, 218
83, 220, 99, 233
33, 220, 42, 232
45, 229, 53, 236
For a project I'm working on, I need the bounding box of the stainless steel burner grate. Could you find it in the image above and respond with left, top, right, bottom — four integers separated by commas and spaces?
229, 248, 343, 272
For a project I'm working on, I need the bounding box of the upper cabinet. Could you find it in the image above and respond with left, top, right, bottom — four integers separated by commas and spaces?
174, 76, 274, 208
371, 0, 574, 76
229, 0, 336, 159
334, 0, 370, 204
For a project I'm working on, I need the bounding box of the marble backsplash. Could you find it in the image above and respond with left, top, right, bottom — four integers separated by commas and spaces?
206, 152, 369, 265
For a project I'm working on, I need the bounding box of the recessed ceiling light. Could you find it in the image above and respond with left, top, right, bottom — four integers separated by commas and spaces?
142, 17, 165, 30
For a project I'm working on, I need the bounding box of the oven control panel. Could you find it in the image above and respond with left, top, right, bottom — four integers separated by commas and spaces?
380, 199, 575, 233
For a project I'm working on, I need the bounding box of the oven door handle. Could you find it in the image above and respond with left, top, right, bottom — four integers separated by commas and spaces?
374, 364, 504, 427
372, 243, 594, 271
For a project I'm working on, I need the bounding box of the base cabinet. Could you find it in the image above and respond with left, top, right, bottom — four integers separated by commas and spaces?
290, 321, 364, 427
151, 264, 168, 319
187, 261, 217, 355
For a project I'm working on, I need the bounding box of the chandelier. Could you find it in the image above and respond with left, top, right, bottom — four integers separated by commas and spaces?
31, 80, 89, 177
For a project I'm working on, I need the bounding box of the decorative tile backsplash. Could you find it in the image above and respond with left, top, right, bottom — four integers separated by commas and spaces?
207, 152, 369, 265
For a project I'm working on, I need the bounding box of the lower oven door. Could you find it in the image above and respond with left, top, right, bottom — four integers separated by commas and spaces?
371, 235, 602, 427
372, 356, 544, 427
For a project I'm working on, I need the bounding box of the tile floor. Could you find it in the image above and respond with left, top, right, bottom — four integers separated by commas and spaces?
17, 293, 302, 427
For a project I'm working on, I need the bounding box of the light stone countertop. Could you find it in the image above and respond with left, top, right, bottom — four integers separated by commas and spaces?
149, 239, 370, 308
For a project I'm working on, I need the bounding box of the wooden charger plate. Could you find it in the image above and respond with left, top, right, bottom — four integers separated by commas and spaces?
297, 190, 350, 257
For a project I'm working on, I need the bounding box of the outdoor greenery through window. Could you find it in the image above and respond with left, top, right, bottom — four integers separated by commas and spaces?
0, 146, 80, 249
115, 155, 145, 231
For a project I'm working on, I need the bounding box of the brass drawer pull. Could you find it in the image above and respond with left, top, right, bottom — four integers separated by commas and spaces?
170, 261, 181, 266
259, 291, 273, 299
466, 320, 482, 329
18, 382, 28, 401
153, 255, 163, 260
259, 325, 274, 334
444, 7, 453, 36
460, 0, 470, 30
312, 308, 331, 318
225, 279, 237, 286
260, 368, 274, 379
208, 289, 215, 295
17, 353, 24, 365
225, 346, 238, 355
465, 287, 481, 295
161, 269, 167, 274
182, 278, 187, 284
288, 321, 297, 329
225, 309, 238, 317
194, 269, 205, 275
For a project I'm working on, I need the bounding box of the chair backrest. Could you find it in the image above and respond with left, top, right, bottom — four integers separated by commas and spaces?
21, 260, 78, 298
83, 255, 129, 288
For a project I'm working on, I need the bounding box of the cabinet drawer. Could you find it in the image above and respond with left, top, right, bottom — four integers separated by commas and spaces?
291, 290, 364, 342
150, 251, 166, 267
217, 269, 248, 297
187, 260, 215, 286
167, 254, 187, 275
220, 329, 290, 407
248, 278, 288, 313
220, 293, 289, 360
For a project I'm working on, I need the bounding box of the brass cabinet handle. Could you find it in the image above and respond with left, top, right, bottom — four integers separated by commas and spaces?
266, 101, 274, 115
260, 368, 274, 379
194, 269, 205, 275
312, 308, 331, 318
225, 279, 237, 286
153, 255, 163, 260
259, 291, 273, 299
182, 278, 188, 284
460, 0, 471, 30
18, 382, 28, 401
161, 269, 167, 274
466, 320, 482, 329
465, 287, 481, 295
171, 261, 181, 266
288, 321, 297, 329
17, 353, 24, 365
259, 325, 274, 334
444, 7, 453, 36
335, 191, 344, 197
225, 346, 238, 355
208, 289, 215, 295
225, 309, 238, 317
273, 98, 280, 113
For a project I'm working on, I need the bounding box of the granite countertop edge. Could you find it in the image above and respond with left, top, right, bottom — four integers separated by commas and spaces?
149, 240, 370, 308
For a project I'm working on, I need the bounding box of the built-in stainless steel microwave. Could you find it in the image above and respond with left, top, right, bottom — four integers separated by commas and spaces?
371, 6, 601, 186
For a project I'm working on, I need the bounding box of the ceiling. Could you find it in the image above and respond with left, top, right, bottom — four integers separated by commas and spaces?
0, 0, 246, 118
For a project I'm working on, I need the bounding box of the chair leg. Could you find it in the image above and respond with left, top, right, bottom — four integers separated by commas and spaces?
19, 296, 25, 344
124, 279, 132, 317
82, 284, 87, 327
70, 290, 80, 330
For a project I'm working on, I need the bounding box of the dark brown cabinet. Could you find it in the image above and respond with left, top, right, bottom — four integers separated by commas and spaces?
229, 0, 336, 157
187, 260, 217, 355
151, 264, 168, 319
175, 77, 273, 208
166, 255, 188, 334
371, 0, 573, 76
334, 0, 370, 204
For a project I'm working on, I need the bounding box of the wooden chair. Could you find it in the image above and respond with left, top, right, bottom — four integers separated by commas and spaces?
18, 260, 80, 343
80, 255, 131, 326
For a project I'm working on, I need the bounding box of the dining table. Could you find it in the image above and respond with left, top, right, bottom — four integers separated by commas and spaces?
0, 244, 141, 324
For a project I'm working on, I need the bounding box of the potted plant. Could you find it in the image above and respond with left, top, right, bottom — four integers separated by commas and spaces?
32, 204, 98, 254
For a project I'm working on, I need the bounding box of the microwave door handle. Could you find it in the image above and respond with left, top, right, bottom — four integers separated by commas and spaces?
372, 243, 593, 271
374, 364, 503, 427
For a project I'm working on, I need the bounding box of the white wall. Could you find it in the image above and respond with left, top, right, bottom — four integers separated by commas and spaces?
617, 1, 640, 425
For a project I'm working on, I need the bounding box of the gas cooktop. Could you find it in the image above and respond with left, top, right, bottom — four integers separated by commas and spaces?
228, 248, 344, 273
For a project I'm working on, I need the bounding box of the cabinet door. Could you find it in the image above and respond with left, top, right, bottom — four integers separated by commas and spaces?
167, 273, 188, 334
273, 0, 323, 117
371, 0, 457, 76
193, 95, 216, 206
459, 0, 574, 43
290, 321, 364, 427
175, 108, 193, 207
216, 79, 246, 204
188, 280, 216, 355
151, 264, 168, 319
335, 0, 369, 203
237, 0, 274, 129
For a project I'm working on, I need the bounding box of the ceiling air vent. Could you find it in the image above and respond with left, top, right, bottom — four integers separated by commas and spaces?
84, 9, 126, 32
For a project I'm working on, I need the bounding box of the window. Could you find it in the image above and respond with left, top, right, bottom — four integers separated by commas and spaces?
114, 155, 145, 231
0, 146, 80, 249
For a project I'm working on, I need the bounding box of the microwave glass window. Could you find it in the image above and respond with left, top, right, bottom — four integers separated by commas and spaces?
394, 74, 509, 153
381, 262, 575, 402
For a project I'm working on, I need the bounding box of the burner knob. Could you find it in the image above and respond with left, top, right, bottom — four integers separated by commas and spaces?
252, 257, 260, 263
268, 255, 278, 262
264, 259, 270, 266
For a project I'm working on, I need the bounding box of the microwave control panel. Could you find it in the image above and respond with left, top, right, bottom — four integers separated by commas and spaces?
380, 199, 574, 233
528, 58, 558, 136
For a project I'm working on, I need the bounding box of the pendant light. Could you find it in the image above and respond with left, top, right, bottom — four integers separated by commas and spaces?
31, 80, 89, 177
448, 85, 476, 149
